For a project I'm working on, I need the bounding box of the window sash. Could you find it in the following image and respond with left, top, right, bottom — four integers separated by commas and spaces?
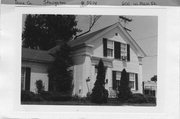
107, 48, 113, 57
129, 81, 135, 89
21, 67, 26, 90
116, 71, 121, 80
107, 40, 113, 49
121, 43, 127, 58
129, 73, 136, 90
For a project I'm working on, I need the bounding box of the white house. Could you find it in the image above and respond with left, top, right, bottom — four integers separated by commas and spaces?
21, 48, 53, 93
68, 22, 146, 97
21, 22, 146, 98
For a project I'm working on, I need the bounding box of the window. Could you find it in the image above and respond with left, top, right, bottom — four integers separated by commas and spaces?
21, 67, 31, 91
103, 38, 130, 61
116, 71, 121, 80
116, 71, 121, 89
129, 73, 136, 90
121, 43, 127, 60
21, 67, 26, 90
107, 40, 114, 57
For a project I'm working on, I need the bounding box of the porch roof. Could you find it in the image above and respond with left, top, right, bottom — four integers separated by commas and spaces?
22, 48, 54, 63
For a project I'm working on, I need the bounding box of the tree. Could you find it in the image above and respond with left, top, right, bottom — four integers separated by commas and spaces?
48, 43, 73, 94
22, 15, 81, 50
117, 69, 132, 102
73, 15, 101, 40
91, 59, 108, 103
151, 75, 157, 82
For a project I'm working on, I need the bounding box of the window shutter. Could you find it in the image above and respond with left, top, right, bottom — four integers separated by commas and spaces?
135, 73, 138, 90
127, 72, 130, 86
25, 67, 31, 91
112, 71, 116, 90
127, 44, 130, 61
103, 38, 107, 57
119, 42, 121, 59
114, 42, 120, 59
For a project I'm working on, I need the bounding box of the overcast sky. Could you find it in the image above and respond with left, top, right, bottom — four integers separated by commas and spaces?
76, 15, 157, 82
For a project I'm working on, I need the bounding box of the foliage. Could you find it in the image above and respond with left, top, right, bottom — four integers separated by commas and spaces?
117, 69, 132, 102
151, 75, 157, 82
21, 90, 72, 102
35, 80, 44, 94
145, 95, 156, 104
91, 59, 108, 103
21, 90, 44, 102
39, 91, 72, 101
48, 43, 73, 94
22, 15, 81, 50
126, 93, 147, 103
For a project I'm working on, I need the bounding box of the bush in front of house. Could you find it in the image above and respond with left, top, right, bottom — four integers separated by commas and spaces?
48, 43, 73, 94
39, 91, 72, 101
21, 90, 44, 102
126, 93, 147, 103
21, 90, 72, 102
145, 95, 156, 104
91, 59, 108, 104
117, 69, 132, 102
35, 80, 44, 94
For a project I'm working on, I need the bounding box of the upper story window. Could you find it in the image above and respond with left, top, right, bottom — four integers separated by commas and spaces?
121, 43, 127, 60
107, 40, 114, 57
103, 38, 130, 61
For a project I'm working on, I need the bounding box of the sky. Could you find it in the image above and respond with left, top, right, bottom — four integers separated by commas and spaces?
1, 0, 180, 6
75, 15, 157, 81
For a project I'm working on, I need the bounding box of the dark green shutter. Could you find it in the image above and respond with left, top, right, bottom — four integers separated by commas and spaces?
112, 71, 116, 90
135, 73, 138, 90
103, 38, 107, 57
114, 42, 120, 59
127, 44, 130, 61
25, 67, 31, 91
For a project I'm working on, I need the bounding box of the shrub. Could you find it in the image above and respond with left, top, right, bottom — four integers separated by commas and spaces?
86, 92, 91, 101
91, 59, 108, 104
21, 90, 35, 101
126, 93, 147, 103
35, 80, 44, 94
21, 90, 44, 102
145, 95, 156, 104
117, 69, 132, 102
40, 91, 72, 101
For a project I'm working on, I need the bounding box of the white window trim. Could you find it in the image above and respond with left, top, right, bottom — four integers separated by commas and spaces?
21, 67, 26, 90
120, 43, 127, 61
129, 73, 136, 91
107, 40, 114, 58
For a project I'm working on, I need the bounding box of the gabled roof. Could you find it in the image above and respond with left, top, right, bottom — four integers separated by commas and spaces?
68, 23, 114, 47
22, 48, 54, 63
68, 22, 146, 57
